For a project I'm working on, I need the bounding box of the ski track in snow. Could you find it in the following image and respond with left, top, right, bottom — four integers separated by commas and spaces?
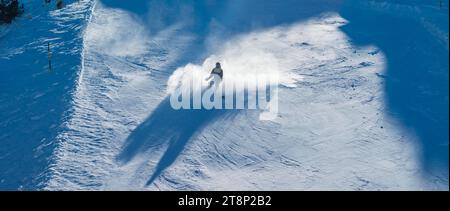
43, 1, 446, 190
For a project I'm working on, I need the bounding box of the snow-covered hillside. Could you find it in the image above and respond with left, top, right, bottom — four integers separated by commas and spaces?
1, 0, 448, 190
0, 0, 94, 190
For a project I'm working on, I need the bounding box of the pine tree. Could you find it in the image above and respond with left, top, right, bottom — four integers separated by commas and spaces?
56, 0, 64, 10
0, 0, 23, 24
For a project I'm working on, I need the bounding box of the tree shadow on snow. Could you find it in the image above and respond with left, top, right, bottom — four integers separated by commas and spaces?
117, 97, 236, 186
340, 1, 449, 179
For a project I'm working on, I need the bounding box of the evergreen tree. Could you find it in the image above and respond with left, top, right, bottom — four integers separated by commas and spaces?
56, 0, 64, 10
0, 0, 23, 24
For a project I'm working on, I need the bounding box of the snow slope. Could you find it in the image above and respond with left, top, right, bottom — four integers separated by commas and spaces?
1, 0, 448, 190
0, 0, 94, 190
341, 0, 449, 187
44, 0, 447, 190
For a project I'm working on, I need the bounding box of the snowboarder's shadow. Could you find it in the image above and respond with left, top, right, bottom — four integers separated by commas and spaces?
117, 97, 236, 186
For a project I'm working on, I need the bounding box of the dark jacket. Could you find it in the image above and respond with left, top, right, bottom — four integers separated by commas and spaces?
211, 67, 223, 79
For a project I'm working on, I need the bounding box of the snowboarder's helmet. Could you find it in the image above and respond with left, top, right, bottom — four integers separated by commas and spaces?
216, 62, 221, 67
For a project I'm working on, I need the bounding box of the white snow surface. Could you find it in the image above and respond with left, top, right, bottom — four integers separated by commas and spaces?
43, 1, 441, 190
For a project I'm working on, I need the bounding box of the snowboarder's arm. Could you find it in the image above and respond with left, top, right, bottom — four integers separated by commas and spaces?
210, 68, 216, 75
206, 68, 216, 80
205, 74, 213, 81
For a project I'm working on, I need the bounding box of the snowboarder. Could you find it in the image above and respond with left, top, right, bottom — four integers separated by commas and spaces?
206, 62, 224, 87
